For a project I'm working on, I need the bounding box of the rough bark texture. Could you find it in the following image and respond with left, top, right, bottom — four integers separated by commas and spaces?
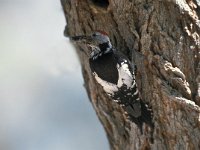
61, 0, 200, 149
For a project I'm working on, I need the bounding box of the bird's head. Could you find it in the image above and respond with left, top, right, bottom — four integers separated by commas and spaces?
90, 30, 110, 44
70, 31, 113, 59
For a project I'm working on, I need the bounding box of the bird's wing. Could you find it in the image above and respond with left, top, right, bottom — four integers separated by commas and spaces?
113, 51, 135, 89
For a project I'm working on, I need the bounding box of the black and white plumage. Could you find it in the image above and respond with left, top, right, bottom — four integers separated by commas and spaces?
70, 31, 153, 132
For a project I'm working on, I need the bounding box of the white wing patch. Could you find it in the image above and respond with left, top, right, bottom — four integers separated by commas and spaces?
117, 61, 134, 88
93, 72, 118, 95
92, 60, 136, 96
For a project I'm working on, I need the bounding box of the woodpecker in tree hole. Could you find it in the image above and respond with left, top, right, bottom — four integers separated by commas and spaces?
69, 31, 153, 132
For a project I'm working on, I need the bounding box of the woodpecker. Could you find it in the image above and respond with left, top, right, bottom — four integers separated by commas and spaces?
70, 31, 153, 132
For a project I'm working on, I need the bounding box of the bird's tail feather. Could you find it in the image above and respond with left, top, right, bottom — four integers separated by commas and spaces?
140, 101, 154, 127
128, 101, 153, 133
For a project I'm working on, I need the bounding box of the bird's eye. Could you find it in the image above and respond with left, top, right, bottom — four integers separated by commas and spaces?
92, 33, 97, 37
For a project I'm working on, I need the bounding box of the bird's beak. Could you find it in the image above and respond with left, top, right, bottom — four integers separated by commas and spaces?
70, 35, 92, 41
69, 35, 94, 56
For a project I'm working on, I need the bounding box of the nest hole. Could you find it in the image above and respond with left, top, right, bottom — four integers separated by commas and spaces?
91, 0, 109, 8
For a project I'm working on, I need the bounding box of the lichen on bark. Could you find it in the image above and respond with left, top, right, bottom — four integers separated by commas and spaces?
61, 0, 200, 149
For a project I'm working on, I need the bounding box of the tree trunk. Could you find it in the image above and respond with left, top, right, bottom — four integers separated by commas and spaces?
61, 0, 200, 149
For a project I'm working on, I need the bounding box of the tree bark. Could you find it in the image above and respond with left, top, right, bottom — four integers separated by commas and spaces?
61, 0, 200, 149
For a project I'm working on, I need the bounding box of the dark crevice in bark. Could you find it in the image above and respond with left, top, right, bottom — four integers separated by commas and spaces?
90, 0, 109, 8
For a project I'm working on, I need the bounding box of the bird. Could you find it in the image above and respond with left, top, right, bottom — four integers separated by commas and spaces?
69, 30, 153, 133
